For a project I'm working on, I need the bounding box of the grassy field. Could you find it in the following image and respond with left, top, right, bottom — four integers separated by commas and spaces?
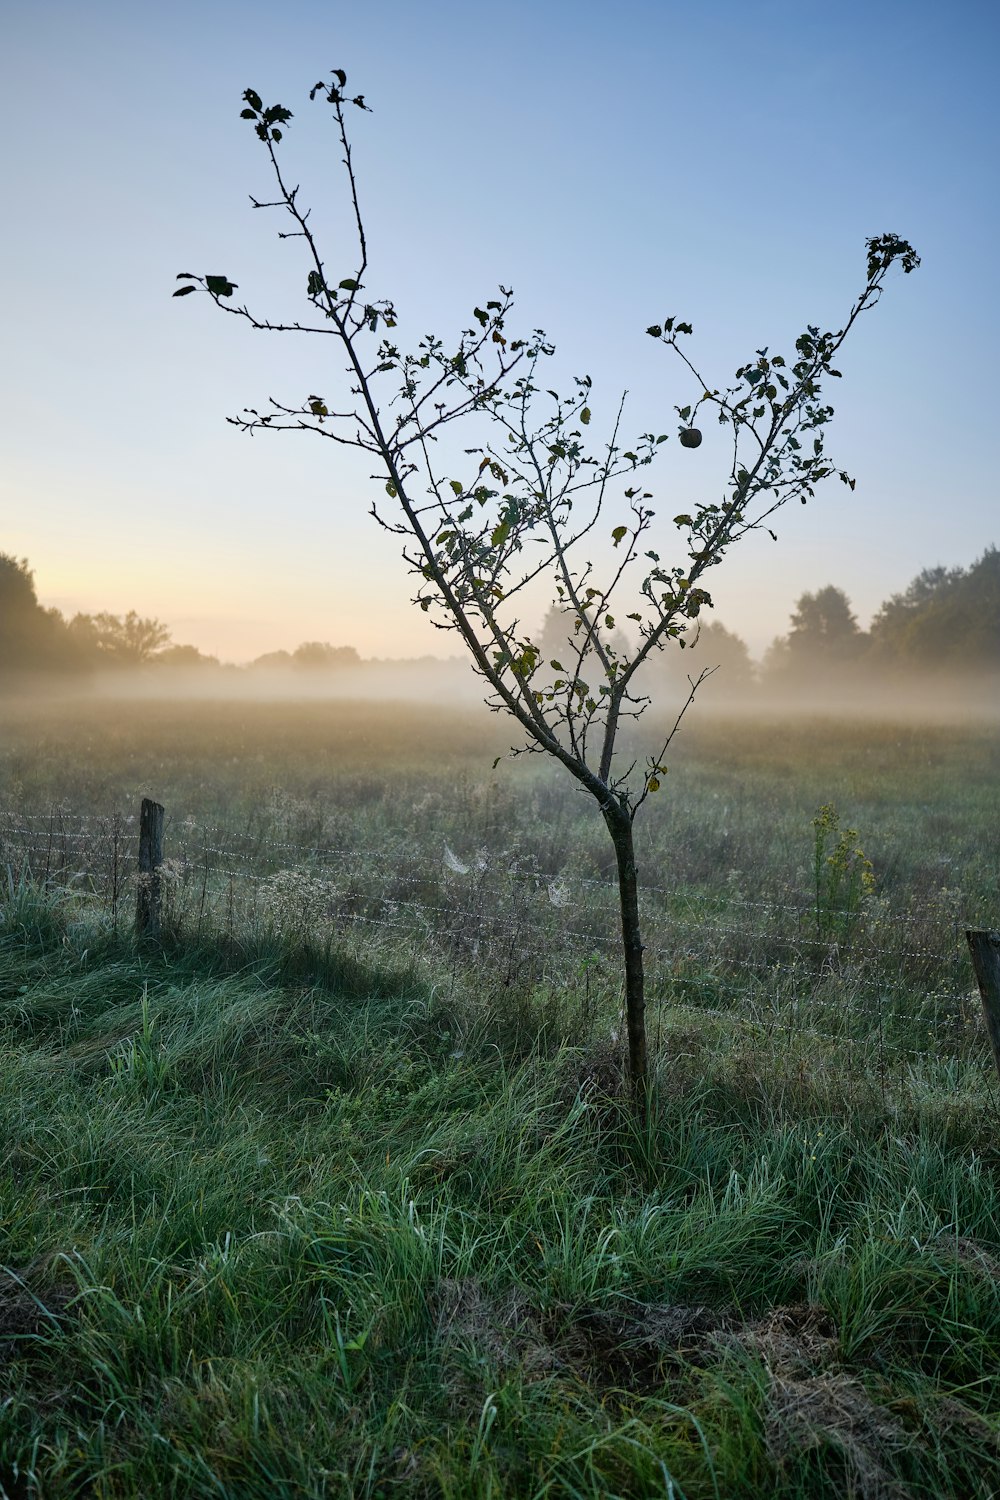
2, 696, 1000, 1496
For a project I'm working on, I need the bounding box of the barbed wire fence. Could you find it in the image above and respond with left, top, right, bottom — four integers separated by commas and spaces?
1, 800, 996, 1082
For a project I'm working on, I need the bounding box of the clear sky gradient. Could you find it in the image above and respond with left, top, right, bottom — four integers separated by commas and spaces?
3, 0, 996, 661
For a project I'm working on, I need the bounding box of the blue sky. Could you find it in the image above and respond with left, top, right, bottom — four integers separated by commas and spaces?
2, 0, 996, 661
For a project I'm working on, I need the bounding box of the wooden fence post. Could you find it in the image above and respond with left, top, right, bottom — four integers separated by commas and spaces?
966, 929, 1000, 1083
136, 798, 165, 940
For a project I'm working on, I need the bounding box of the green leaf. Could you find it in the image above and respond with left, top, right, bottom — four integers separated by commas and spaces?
338, 278, 359, 291
490, 521, 511, 548
271, 128, 283, 143
385, 481, 397, 498
580, 406, 591, 425
645, 325, 663, 338
333, 68, 347, 88
205, 276, 237, 298
243, 89, 263, 112
449, 480, 463, 496
647, 776, 661, 793
240, 108, 258, 120
172, 285, 197, 297
611, 525, 627, 547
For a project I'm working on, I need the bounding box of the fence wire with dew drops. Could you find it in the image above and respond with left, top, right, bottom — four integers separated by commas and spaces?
0, 803, 989, 1076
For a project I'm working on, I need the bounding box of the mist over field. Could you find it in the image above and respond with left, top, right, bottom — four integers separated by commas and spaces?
15, 656, 486, 706
4, 544, 1000, 730
7, 664, 1000, 735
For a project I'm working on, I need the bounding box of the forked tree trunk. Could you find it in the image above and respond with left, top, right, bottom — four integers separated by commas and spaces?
603, 799, 648, 1120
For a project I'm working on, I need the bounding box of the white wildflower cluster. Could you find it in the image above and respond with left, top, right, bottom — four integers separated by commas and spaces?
258, 868, 337, 935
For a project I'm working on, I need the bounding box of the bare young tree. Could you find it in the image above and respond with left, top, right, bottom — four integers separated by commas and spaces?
175, 72, 918, 1117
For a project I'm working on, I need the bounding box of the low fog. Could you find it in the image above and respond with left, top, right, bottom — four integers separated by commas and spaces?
3, 655, 1000, 731
3, 548, 1000, 724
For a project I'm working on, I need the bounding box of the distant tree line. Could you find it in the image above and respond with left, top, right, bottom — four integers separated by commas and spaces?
3, 547, 999, 691
0, 554, 360, 684
0, 555, 177, 677
250, 643, 361, 670
756, 546, 1000, 690
644, 545, 1000, 696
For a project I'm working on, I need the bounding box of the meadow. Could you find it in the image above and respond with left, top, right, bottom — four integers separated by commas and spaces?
2, 694, 1000, 1497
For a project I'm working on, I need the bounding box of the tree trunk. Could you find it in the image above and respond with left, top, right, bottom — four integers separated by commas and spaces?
603, 799, 648, 1121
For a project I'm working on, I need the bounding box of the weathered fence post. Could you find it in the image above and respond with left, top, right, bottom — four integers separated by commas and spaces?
136, 798, 165, 940
966, 929, 1000, 1083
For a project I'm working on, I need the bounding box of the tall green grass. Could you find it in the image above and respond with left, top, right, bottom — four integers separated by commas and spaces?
3, 701, 997, 1102
3, 874, 1000, 1497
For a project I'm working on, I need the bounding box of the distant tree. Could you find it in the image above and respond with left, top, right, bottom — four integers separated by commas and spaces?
764, 584, 864, 686
0, 554, 79, 674
789, 584, 864, 664
176, 69, 917, 1115
536, 604, 631, 674
682, 620, 755, 690
292, 641, 362, 669
69, 610, 171, 665
0, 554, 39, 616
759, 634, 791, 681
870, 548, 1000, 669
154, 643, 220, 668
249, 649, 293, 670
